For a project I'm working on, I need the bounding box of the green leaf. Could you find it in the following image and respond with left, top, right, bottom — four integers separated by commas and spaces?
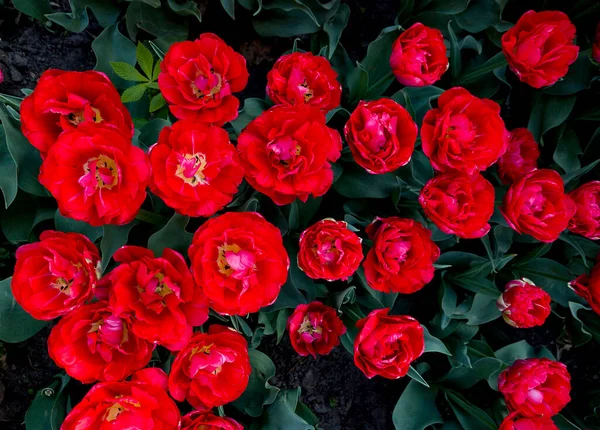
448, 21, 461, 80
0, 277, 47, 343
355, 266, 398, 310
358, 25, 401, 100
262, 243, 309, 312
136, 42, 155, 79
545, 53, 596, 96
262, 389, 313, 430
528, 94, 576, 144
166, 0, 202, 23
514, 258, 582, 307
407, 365, 429, 387
324, 3, 350, 58
126, 1, 189, 42
562, 159, 600, 185
220, 0, 235, 19
148, 40, 166, 60
149, 93, 167, 112
456, 52, 507, 85
25, 374, 70, 430
568, 302, 600, 346
230, 98, 270, 136
455, 0, 501, 33
553, 126, 581, 174
46, 0, 121, 32
422, 0, 470, 14
334, 164, 400, 198
253, 0, 339, 37
443, 357, 504, 390
423, 325, 451, 355
553, 414, 584, 430
445, 390, 497, 430
494, 339, 536, 364
54, 210, 103, 242
92, 24, 137, 89
110, 61, 149, 82
0, 126, 18, 208
139, 118, 171, 149
455, 293, 501, 325
448, 275, 499, 298
12, 0, 52, 22
0, 103, 47, 197
147, 212, 193, 257
0, 193, 36, 244
0, 93, 24, 110
392, 380, 443, 430
394, 86, 444, 126
232, 349, 280, 417
100, 221, 139, 272
121, 84, 148, 103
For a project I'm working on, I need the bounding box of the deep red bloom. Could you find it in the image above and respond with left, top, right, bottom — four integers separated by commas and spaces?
168, 325, 251, 409
567, 181, 600, 240
298, 219, 363, 281
570, 257, 600, 315
188, 212, 289, 315
267, 52, 341, 113
344, 98, 417, 174
158, 33, 248, 125
48, 302, 153, 383
237, 105, 342, 205
130, 367, 169, 390
497, 128, 540, 185
593, 23, 600, 63
421, 87, 507, 174
288, 301, 346, 357
363, 217, 439, 294
499, 412, 558, 430
181, 411, 243, 430
38, 123, 150, 226
502, 10, 579, 88
102, 246, 208, 351
502, 169, 576, 243
11, 231, 100, 321
149, 119, 244, 217
498, 358, 571, 417
62, 370, 180, 430
20, 70, 133, 157
389, 22, 448, 87
354, 308, 424, 379
419, 171, 495, 239
497, 279, 551, 328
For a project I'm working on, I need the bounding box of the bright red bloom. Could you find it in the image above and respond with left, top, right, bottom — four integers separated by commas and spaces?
502, 169, 575, 243
11, 231, 100, 321
130, 367, 169, 390
188, 212, 288, 315
499, 412, 558, 430
344, 98, 417, 174
354, 308, 424, 379
567, 181, 600, 240
498, 358, 571, 417
570, 257, 600, 315
593, 23, 600, 63
502, 10, 579, 88
363, 217, 439, 294
298, 219, 363, 281
62, 370, 180, 430
20, 70, 133, 157
267, 52, 341, 113
168, 325, 251, 409
419, 171, 495, 239
48, 302, 153, 383
102, 246, 208, 351
149, 119, 244, 217
389, 22, 448, 87
421, 87, 507, 175
237, 105, 342, 205
497, 128, 540, 185
38, 123, 150, 226
497, 278, 551, 328
158, 33, 248, 125
181, 411, 243, 430
288, 301, 346, 357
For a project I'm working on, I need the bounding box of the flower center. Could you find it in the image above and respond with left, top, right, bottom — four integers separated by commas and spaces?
386, 240, 411, 264
444, 114, 476, 148
103, 399, 141, 422
313, 237, 341, 264
176, 153, 208, 186
66, 107, 103, 126
217, 243, 256, 278
88, 315, 128, 347
298, 315, 323, 343
52, 277, 72, 295
267, 136, 301, 167
191, 71, 230, 100
153, 273, 174, 298
79, 154, 119, 196
299, 80, 313, 102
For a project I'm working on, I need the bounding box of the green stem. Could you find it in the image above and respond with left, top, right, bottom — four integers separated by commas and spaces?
135, 209, 169, 225
217, 406, 225, 417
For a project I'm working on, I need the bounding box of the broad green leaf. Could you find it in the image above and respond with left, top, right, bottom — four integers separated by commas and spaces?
100, 221, 139, 272
456, 52, 507, 85
0, 103, 47, 197
110, 61, 148, 82
356, 266, 398, 310
553, 126, 581, 174
136, 42, 155, 79
545, 53, 596, 96
360, 25, 401, 99
220, 0, 235, 18
0, 193, 36, 244
166, 0, 203, 22
334, 164, 400, 198
54, 210, 103, 242
0, 126, 18, 208
455, 0, 501, 33
528, 94, 576, 144
422, 0, 470, 14
455, 293, 501, 325
392, 380, 443, 430
553, 414, 584, 430
126, 1, 189, 42
0, 277, 47, 343
0, 93, 24, 109
262, 389, 313, 430
448, 275, 499, 298
569, 302, 600, 346
93, 24, 137, 88
445, 390, 497, 430
448, 21, 461, 80
25, 374, 70, 430
230, 98, 270, 136
232, 349, 280, 417
443, 357, 504, 389
139, 118, 171, 149
262, 242, 309, 312
324, 3, 350, 58
253, 0, 339, 37
423, 325, 451, 355
46, 0, 121, 32
121, 84, 148, 103
147, 212, 193, 256
13, 0, 52, 22
562, 159, 600, 184
149, 93, 166, 112
494, 340, 538, 364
